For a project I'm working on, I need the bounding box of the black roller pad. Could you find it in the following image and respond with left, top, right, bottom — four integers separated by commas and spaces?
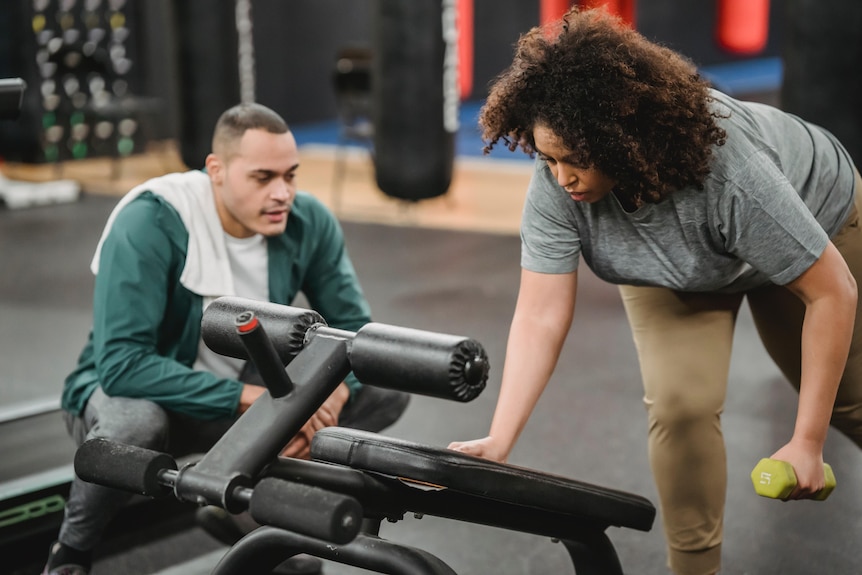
249, 478, 363, 544
350, 322, 488, 402
74, 438, 176, 497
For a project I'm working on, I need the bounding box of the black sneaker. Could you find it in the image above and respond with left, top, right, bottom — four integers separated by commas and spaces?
195, 506, 323, 574
41, 541, 90, 575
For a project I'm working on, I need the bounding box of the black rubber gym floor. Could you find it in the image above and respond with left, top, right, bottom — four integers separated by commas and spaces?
2, 193, 861, 574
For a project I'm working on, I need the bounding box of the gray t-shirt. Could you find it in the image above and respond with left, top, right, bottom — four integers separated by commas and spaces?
520, 90, 858, 292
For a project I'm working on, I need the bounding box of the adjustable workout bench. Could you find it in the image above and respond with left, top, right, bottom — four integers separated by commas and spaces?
75, 296, 656, 574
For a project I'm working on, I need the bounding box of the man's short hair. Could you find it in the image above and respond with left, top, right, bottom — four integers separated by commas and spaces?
212, 102, 290, 158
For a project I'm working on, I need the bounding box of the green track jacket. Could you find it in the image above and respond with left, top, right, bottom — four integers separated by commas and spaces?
61, 190, 371, 420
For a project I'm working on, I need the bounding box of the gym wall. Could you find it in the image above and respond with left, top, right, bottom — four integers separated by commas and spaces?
0, 0, 149, 163
2, 0, 787, 159
145, 0, 787, 130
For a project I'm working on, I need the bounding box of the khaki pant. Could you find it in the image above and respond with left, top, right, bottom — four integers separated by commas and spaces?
619, 171, 862, 575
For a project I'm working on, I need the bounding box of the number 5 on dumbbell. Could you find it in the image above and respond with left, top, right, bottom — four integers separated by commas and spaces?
750, 458, 836, 500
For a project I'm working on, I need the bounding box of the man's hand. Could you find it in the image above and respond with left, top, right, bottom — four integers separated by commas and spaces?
238, 384, 267, 414
281, 383, 351, 459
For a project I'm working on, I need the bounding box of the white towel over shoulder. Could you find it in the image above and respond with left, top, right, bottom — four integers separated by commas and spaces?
90, 170, 235, 298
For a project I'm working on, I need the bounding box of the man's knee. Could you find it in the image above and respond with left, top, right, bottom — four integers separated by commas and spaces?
339, 386, 410, 433
85, 394, 170, 450
379, 388, 410, 426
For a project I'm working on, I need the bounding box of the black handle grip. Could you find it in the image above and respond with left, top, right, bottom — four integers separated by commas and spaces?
202, 297, 326, 363
235, 311, 294, 397
350, 323, 488, 402
74, 438, 177, 497
249, 478, 363, 544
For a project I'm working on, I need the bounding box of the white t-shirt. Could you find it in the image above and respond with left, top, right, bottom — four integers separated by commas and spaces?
193, 233, 269, 378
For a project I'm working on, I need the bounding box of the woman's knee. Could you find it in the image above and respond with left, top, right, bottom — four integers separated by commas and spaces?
645, 385, 724, 433
831, 358, 862, 446
831, 400, 862, 447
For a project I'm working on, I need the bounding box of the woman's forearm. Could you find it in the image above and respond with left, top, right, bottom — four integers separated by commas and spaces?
790, 243, 858, 448
795, 292, 856, 446
489, 315, 571, 451
488, 270, 578, 456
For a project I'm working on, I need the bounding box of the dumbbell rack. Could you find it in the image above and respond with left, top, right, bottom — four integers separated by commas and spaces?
76, 297, 656, 574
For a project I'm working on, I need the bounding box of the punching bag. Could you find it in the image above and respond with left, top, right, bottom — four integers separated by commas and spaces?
458, 0, 473, 101
782, 0, 862, 167
716, 0, 770, 55
372, 0, 456, 202
171, 0, 241, 170
541, 0, 572, 27
579, 0, 635, 28
543, 1, 635, 28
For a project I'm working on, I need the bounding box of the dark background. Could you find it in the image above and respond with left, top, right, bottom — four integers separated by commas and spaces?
151, 0, 787, 129
0, 0, 786, 145
3, 1, 859, 169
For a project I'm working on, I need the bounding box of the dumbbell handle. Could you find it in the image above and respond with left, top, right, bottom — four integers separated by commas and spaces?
750, 458, 836, 501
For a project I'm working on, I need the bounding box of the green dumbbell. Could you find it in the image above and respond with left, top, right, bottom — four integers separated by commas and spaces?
750, 458, 836, 501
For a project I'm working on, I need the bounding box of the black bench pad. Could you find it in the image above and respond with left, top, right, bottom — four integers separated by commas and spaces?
311, 428, 655, 535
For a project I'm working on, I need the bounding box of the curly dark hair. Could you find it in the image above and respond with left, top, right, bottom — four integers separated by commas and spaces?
480, 6, 727, 205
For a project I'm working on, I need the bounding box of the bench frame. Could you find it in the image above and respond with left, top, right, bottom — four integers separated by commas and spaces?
74, 300, 656, 574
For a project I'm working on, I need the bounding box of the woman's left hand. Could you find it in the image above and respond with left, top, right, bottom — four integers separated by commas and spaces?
769, 441, 827, 500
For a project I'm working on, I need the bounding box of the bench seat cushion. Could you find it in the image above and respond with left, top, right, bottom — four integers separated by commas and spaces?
311, 428, 655, 536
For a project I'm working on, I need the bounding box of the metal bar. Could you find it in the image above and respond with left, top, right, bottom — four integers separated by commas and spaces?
193, 334, 351, 478
212, 527, 458, 575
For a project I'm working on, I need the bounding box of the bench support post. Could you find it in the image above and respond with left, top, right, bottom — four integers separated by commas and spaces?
212, 526, 458, 575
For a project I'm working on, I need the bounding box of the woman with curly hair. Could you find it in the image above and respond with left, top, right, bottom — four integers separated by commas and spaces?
450, 6, 862, 575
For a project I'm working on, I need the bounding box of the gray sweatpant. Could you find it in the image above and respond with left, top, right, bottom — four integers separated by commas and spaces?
58, 383, 409, 551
